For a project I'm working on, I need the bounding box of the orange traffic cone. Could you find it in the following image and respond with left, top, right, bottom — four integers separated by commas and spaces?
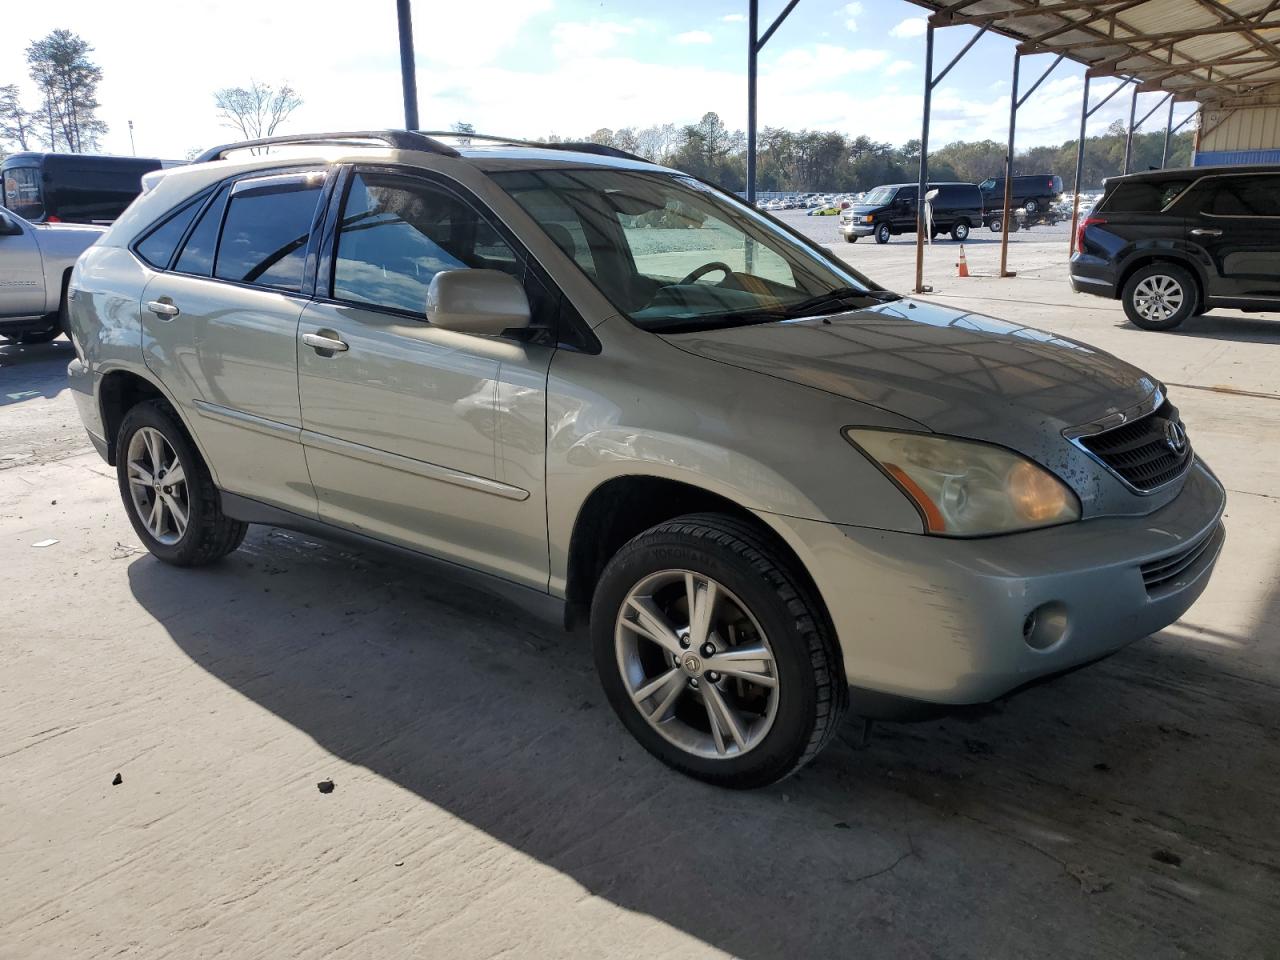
956, 244, 970, 278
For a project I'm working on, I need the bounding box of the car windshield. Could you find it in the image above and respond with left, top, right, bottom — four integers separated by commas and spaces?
491, 168, 887, 332
861, 186, 896, 205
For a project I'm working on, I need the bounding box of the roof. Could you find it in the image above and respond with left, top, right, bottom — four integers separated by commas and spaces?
907, 0, 1280, 107
1106, 161, 1280, 181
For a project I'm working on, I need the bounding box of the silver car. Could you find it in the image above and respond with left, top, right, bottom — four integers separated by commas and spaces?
0, 207, 104, 343
67, 131, 1226, 788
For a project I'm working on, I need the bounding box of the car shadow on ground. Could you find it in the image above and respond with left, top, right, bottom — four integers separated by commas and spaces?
125, 527, 1280, 957
1110, 312, 1279, 345
0, 338, 74, 406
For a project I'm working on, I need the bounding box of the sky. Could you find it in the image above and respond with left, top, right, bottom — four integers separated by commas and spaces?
1, 0, 1199, 160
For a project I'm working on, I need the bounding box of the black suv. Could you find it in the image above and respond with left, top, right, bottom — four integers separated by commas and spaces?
840, 181, 983, 243
1070, 165, 1280, 330
978, 174, 1063, 223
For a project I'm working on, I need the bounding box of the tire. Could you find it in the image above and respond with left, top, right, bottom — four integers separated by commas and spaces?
1024, 199, 1039, 214
591, 512, 847, 789
845, 234, 857, 244
1121, 262, 1197, 331
874, 222, 891, 244
988, 217, 1002, 233
116, 399, 247, 566
950, 221, 970, 242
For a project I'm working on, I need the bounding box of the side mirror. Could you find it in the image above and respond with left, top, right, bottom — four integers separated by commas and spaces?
426, 269, 531, 336
0, 210, 22, 236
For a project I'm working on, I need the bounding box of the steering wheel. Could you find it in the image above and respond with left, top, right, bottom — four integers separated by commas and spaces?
679, 261, 735, 285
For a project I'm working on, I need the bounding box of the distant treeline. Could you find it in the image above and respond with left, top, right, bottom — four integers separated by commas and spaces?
532, 112, 1195, 194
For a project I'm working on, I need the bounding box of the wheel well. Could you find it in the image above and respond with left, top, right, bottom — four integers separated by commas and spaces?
563, 476, 823, 628
98, 371, 167, 465
1117, 255, 1204, 307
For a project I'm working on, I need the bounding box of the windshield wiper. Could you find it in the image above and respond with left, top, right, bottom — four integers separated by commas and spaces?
782, 286, 900, 319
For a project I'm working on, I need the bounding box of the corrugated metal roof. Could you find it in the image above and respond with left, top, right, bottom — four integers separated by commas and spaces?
907, 0, 1280, 107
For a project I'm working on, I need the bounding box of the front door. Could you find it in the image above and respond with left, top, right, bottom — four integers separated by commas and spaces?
1188, 172, 1280, 302
141, 169, 327, 516
297, 168, 552, 588
0, 215, 46, 320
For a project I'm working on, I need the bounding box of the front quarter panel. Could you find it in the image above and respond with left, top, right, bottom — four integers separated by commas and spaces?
545, 317, 927, 593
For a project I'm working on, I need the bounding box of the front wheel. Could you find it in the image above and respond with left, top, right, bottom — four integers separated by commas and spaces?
592, 513, 847, 789
1122, 263, 1196, 331
1024, 199, 1040, 214
844, 234, 858, 244
116, 400, 247, 566
874, 222, 891, 244
988, 217, 1002, 233
950, 221, 970, 241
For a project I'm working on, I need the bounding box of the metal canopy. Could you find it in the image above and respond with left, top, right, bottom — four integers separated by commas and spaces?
908, 0, 1280, 105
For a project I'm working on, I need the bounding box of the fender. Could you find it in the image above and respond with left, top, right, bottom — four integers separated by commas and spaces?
1115, 239, 1216, 295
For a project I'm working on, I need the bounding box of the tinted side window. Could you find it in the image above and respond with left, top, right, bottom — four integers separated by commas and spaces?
1206, 175, 1280, 217
332, 172, 520, 313
135, 194, 206, 269
4, 166, 44, 219
174, 184, 230, 276
214, 177, 323, 291
1101, 179, 1191, 213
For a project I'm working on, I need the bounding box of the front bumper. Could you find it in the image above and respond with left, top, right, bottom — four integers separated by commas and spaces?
766, 459, 1226, 706
840, 221, 874, 238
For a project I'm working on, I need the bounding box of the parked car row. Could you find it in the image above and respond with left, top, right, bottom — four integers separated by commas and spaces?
838, 174, 1064, 243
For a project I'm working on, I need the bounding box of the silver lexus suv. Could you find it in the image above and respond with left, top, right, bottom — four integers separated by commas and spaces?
67, 131, 1226, 788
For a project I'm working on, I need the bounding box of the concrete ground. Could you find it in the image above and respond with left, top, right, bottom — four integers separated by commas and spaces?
2, 223, 1278, 960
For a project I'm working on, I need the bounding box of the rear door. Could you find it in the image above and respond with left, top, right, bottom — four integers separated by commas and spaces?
1184, 173, 1280, 301
141, 168, 328, 517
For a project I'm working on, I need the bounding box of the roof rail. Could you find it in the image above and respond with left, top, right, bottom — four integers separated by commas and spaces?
415, 131, 653, 165
192, 130, 461, 164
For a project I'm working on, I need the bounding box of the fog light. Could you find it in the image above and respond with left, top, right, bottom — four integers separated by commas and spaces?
1022, 602, 1069, 651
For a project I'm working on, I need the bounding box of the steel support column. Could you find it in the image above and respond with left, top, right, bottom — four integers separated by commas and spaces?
914, 24, 935, 295
999, 52, 1020, 278
1122, 82, 1139, 173
745, 0, 801, 204
1069, 73, 1091, 256
1162, 95, 1175, 167
397, 0, 419, 130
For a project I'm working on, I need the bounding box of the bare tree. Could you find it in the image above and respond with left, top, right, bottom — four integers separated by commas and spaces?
25, 30, 107, 152
0, 84, 37, 150
450, 121, 475, 145
214, 80, 303, 145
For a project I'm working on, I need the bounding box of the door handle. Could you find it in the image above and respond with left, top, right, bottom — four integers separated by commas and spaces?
301, 332, 349, 354
146, 300, 180, 319
1190, 228, 1223, 237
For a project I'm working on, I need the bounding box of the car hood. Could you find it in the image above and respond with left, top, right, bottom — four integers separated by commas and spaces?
660, 298, 1157, 458
842, 204, 879, 217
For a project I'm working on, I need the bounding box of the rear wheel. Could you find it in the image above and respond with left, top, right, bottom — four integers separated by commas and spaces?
1122, 262, 1196, 331
592, 513, 847, 789
874, 222, 891, 244
116, 400, 247, 566
1024, 198, 1040, 214
988, 217, 1002, 233
950, 221, 970, 241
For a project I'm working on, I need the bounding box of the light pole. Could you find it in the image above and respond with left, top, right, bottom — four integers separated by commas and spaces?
397, 0, 419, 130
128, 119, 136, 157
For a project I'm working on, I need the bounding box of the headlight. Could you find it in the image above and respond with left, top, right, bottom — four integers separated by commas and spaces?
863, 214, 873, 223
844, 429, 1080, 536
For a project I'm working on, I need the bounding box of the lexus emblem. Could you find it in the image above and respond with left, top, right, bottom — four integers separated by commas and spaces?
1163, 419, 1187, 455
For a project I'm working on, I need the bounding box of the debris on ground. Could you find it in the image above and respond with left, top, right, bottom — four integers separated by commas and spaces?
111, 773, 122, 786
317, 779, 335, 794
1152, 850, 1183, 867
33, 538, 58, 547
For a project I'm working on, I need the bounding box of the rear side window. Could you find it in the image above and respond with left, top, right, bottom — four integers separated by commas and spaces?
135, 194, 206, 269
1100, 180, 1191, 213
214, 174, 324, 291
1204, 175, 1280, 217
174, 184, 230, 276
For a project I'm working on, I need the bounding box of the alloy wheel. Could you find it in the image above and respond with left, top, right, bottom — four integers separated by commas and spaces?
1132, 274, 1185, 324
614, 569, 779, 759
125, 427, 190, 545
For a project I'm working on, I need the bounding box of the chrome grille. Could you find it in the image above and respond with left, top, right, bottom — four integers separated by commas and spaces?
1140, 523, 1225, 594
1078, 400, 1192, 492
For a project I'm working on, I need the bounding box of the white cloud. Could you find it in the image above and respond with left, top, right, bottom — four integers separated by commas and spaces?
886, 60, 915, 77
890, 17, 928, 39
550, 21, 635, 60
842, 2, 864, 31
675, 30, 714, 45
722, 13, 745, 23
